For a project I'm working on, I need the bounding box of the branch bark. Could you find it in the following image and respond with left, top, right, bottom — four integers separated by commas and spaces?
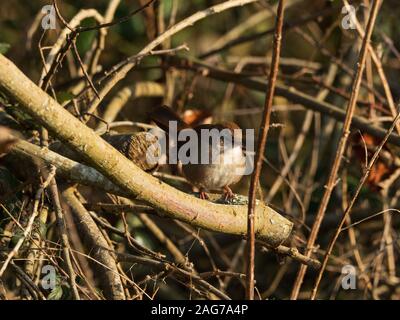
246, 0, 285, 300
61, 186, 126, 300
168, 57, 400, 147
0, 53, 292, 247
290, 0, 382, 299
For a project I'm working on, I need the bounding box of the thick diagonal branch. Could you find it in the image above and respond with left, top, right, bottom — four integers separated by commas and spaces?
0, 53, 292, 247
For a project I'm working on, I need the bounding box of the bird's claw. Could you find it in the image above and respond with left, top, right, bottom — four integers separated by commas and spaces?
199, 191, 209, 200
223, 186, 235, 201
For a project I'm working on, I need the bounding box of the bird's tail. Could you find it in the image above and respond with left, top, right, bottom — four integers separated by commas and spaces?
150, 105, 188, 132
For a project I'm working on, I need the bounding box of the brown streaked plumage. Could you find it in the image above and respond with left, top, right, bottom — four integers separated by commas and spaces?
103, 132, 160, 172
150, 105, 246, 200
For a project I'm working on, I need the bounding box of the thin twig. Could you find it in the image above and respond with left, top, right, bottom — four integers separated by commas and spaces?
75, 0, 157, 34
310, 107, 400, 299
48, 171, 80, 300
61, 186, 126, 300
167, 57, 400, 147
246, 0, 285, 300
290, 0, 382, 300
80, 0, 259, 119
0, 167, 56, 277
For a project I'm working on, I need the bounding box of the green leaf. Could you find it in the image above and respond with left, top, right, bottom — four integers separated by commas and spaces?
10, 229, 24, 247
47, 284, 63, 300
0, 43, 10, 54
134, 229, 156, 251
38, 220, 48, 238
56, 91, 75, 104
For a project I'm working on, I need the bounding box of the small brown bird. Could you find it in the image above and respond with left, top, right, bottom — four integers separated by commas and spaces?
103, 132, 160, 172
150, 105, 246, 200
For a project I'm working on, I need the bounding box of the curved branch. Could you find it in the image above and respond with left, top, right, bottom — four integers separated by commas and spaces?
0, 53, 292, 247
168, 57, 400, 147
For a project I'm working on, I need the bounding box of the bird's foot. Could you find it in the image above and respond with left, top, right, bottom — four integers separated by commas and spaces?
199, 190, 209, 200
223, 186, 235, 201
